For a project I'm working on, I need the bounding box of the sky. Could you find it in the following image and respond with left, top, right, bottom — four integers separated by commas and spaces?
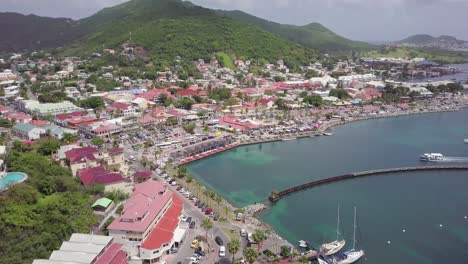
1, 0, 468, 42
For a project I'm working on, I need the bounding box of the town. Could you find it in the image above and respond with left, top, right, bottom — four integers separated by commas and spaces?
0, 45, 467, 264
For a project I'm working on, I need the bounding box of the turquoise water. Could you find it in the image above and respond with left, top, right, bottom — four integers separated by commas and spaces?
188, 109, 468, 263
0, 172, 28, 190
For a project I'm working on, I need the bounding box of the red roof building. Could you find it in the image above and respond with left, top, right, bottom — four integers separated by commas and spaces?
77, 166, 125, 187
108, 180, 185, 263
219, 114, 258, 131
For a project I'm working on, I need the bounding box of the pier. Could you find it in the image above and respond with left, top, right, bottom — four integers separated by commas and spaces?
269, 166, 468, 202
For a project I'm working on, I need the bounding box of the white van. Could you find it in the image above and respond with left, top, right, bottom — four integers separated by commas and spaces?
219, 246, 226, 257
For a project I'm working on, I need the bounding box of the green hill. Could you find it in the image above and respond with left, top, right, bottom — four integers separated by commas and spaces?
0, 12, 85, 52
215, 10, 372, 51
63, 0, 317, 67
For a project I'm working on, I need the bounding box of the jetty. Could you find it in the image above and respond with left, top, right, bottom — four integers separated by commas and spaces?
269, 166, 468, 202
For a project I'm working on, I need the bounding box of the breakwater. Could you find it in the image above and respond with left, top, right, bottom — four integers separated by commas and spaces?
269, 166, 468, 202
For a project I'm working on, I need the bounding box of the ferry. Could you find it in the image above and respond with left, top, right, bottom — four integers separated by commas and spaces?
419, 153, 444, 162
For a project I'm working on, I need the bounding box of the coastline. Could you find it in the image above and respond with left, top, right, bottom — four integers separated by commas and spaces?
180, 103, 468, 252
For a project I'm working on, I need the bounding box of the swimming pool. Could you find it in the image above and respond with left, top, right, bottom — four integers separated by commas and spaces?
0, 172, 28, 190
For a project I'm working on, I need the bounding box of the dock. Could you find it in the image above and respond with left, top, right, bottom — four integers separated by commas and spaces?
269, 166, 468, 202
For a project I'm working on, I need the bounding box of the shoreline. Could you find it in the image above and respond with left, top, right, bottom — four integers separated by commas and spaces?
178, 103, 468, 252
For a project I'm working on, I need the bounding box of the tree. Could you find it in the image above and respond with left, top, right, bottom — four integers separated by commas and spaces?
176, 97, 194, 110
183, 123, 196, 134
37, 138, 61, 156
62, 133, 79, 144
201, 218, 213, 250
77, 97, 105, 110
227, 238, 241, 262
91, 137, 105, 147
178, 165, 188, 178
303, 95, 323, 107
253, 229, 267, 252
243, 247, 259, 264
273, 76, 286, 82
329, 89, 351, 100
305, 70, 319, 79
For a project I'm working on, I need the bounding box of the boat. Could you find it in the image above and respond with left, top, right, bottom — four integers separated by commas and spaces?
334, 207, 365, 264
419, 153, 444, 161
320, 206, 346, 256
324, 133, 334, 136
299, 240, 308, 248
318, 256, 331, 264
464, 139, 468, 144
282, 138, 296, 141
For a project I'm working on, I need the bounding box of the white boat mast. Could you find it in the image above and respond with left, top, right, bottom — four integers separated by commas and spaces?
336, 205, 341, 241
353, 206, 357, 250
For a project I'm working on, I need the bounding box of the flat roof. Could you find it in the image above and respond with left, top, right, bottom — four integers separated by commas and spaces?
33, 260, 82, 264
49, 250, 97, 264
60, 241, 106, 254
69, 234, 112, 245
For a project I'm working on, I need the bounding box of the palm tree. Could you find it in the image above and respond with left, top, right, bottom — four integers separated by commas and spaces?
243, 247, 259, 264
252, 229, 267, 253
201, 218, 213, 250
62, 133, 78, 144
227, 238, 241, 262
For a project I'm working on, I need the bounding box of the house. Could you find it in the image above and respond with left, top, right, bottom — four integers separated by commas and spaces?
78, 121, 122, 138
65, 146, 99, 176
43, 124, 78, 140
133, 171, 152, 183
92, 197, 115, 214
32, 233, 128, 264
77, 166, 128, 193
12, 123, 46, 140
109, 102, 137, 116
0, 105, 12, 114
3, 112, 32, 123
108, 180, 186, 259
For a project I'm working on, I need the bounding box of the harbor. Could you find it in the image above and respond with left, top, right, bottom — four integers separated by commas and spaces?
187, 108, 468, 264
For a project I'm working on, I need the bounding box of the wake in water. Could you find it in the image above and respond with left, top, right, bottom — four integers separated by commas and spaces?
434, 157, 468, 162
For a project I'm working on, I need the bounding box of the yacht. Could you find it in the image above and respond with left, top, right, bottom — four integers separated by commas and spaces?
282, 138, 296, 141
320, 206, 346, 256
298, 240, 308, 248
464, 139, 468, 144
324, 132, 334, 136
334, 207, 365, 264
419, 153, 444, 161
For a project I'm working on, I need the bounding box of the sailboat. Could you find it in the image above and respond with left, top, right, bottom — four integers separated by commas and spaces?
320, 205, 346, 256
334, 207, 365, 264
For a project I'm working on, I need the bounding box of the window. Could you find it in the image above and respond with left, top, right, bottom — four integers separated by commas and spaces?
152, 250, 160, 254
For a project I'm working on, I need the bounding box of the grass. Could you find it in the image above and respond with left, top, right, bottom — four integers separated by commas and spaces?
216, 52, 237, 71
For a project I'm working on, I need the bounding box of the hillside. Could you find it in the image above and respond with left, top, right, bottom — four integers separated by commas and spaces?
63, 0, 317, 67
216, 10, 372, 51
0, 12, 86, 52
397, 34, 468, 49
363, 46, 468, 64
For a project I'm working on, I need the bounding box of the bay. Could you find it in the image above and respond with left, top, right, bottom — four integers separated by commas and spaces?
188, 108, 468, 263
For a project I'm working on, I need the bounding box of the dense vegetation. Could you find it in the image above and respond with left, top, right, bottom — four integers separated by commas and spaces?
0, 140, 98, 263
217, 10, 372, 51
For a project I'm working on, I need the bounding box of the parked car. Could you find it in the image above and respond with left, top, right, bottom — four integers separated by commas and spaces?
194, 200, 200, 206
189, 221, 196, 229
215, 236, 223, 246
191, 239, 199, 249
205, 208, 212, 215
186, 216, 192, 223
194, 249, 205, 256
213, 213, 219, 221
219, 246, 226, 257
